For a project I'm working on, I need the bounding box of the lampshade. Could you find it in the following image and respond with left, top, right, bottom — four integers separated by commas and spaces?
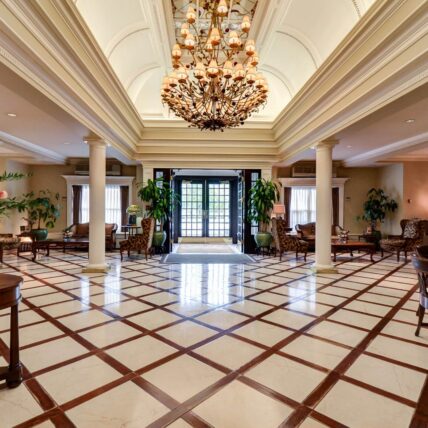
273, 203, 285, 215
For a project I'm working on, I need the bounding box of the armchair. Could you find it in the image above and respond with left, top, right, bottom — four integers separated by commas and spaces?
272, 218, 308, 261
120, 217, 155, 261
412, 245, 428, 336
0, 234, 20, 264
380, 219, 427, 261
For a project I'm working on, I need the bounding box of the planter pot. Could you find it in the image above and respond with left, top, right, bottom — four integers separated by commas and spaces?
254, 232, 273, 248
31, 229, 48, 241
128, 215, 137, 225
153, 231, 167, 247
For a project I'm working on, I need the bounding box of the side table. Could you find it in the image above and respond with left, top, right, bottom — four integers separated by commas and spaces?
0, 274, 23, 388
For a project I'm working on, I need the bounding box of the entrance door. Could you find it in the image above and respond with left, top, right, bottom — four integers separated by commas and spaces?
179, 179, 232, 238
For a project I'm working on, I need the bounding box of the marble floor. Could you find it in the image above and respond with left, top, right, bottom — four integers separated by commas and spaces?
0, 249, 427, 427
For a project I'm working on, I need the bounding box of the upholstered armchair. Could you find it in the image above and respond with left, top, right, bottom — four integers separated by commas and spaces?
272, 218, 308, 261
120, 218, 155, 261
0, 234, 20, 264
380, 219, 427, 261
412, 245, 428, 336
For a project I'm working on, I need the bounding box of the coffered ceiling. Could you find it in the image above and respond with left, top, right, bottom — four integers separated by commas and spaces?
74, 0, 375, 124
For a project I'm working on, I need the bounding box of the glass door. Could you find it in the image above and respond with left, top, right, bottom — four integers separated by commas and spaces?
180, 180, 204, 237
207, 180, 231, 237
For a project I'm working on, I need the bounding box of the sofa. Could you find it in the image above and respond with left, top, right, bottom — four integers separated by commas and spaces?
295, 222, 344, 251
65, 223, 118, 250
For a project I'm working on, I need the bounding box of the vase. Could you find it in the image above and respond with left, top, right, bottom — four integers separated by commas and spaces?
153, 231, 167, 247
31, 229, 48, 241
254, 232, 273, 248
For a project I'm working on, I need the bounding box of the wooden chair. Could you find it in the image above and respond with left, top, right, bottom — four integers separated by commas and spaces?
119, 218, 155, 261
413, 246, 428, 336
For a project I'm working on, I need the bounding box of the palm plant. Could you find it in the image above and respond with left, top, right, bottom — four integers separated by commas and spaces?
247, 179, 280, 233
138, 178, 179, 231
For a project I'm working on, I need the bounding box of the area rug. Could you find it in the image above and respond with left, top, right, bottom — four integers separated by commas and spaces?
161, 253, 256, 264
176, 244, 238, 254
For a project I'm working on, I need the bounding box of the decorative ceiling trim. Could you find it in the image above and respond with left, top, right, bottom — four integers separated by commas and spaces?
105, 24, 151, 59
125, 63, 162, 94
259, 64, 294, 98
275, 28, 320, 68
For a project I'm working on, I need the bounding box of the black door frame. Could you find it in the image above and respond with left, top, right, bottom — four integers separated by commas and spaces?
173, 175, 238, 242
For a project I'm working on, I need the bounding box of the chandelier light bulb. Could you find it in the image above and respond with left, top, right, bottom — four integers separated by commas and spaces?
171, 43, 182, 59
217, 0, 228, 16
241, 15, 251, 32
207, 59, 219, 78
233, 63, 246, 81
245, 39, 256, 56
255, 73, 264, 88
180, 22, 189, 37
246, 67, 257, 84
186, 6, 196, 23
210, 27, 221, 45
250, 53, 259, 66
228, 31, 240, 48
194, 62, 206, 79
184, 33, 195, 49
176, 66, 188, 83
168, 72, 178, 87
223, 61, 233, 79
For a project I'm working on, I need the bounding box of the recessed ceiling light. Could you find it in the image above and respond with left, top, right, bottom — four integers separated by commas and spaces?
347, 145, 352, 148
405, 119, 415, 123
7, 113, 16, 117
63, 142, 71, 145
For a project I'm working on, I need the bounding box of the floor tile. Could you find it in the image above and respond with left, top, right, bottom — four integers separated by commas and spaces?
194, 335, 264, 369
262, 309, 315, 330
37, 355, 121, 404
246, 354, 326, 401
194, 380, 293, 427
232, 320, 292, 346
315, 380, 415, 428
143, 354, 224, 401
107, 335, 177, 370
66, 381, 169, 427
196, 309, 248, 330
157, 320, 217, 347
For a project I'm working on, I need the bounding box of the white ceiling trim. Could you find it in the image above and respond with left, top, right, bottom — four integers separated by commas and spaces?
259, 64, 294, 98
275, 27, 320, 68
105, 23, 151, 59
125, 63, 162, 94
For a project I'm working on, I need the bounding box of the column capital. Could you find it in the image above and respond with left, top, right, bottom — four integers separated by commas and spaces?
84, 136, 107, 147
312, 139, 339, 150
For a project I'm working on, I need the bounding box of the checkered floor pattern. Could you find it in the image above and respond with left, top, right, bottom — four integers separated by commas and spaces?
0, 249, 427, 427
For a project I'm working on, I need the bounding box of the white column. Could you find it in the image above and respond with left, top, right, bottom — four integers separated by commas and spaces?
313, 140, 338, 274
82, 138, 108, 273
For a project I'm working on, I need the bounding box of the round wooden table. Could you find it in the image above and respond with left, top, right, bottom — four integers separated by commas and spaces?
0, 274, 23, 388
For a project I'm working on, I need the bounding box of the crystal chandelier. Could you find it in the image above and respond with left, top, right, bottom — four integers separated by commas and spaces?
161, 0, 268, 131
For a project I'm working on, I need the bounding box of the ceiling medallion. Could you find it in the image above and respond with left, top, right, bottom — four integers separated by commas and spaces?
161, 0, 268, 131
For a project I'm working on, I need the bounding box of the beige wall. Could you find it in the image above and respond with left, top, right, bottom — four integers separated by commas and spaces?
337, 167, 379, 233
0, 160, 31, 235
403, 162, 428, 220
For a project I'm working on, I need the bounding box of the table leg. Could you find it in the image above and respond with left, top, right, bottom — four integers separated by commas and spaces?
333, 251, 337, 262
32, 242, 37, 262
370, 250, 374, 262
7, 304, 22, 388
0, 246, 3, 264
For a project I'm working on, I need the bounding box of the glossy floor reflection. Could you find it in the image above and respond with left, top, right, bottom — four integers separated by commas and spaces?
0, 249, 426, 427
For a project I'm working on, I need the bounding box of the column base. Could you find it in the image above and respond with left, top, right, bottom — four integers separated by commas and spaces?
82, 263, 110, 273
311, 263, 338, 274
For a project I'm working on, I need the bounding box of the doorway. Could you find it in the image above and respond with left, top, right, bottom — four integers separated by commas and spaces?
180, 178, 231, 238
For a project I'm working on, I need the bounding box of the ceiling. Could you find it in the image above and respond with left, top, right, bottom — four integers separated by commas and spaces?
0, 63, 134, 164
283, 83, 428, 166
74, 0, 375, 124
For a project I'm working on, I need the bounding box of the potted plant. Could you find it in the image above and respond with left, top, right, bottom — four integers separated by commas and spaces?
138, 178, 179, 247
19, 190, 61, 241
0, 171, 31, 218
126, 204, 142, 225
358, 188, 398, 244
247, 178, 280, 248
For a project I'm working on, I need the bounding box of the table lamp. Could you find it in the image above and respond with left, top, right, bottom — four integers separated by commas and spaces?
272, 203, 286, 219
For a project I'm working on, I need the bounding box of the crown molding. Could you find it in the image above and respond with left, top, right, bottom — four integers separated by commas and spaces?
272, 0, 428, 161
0, 0, 142, 160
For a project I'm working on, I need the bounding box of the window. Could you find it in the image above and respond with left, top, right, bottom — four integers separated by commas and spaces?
290, 187, 316, 230
80, 185, 123, 229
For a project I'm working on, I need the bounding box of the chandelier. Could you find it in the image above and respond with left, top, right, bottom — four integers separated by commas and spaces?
161, 0, 268, 131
